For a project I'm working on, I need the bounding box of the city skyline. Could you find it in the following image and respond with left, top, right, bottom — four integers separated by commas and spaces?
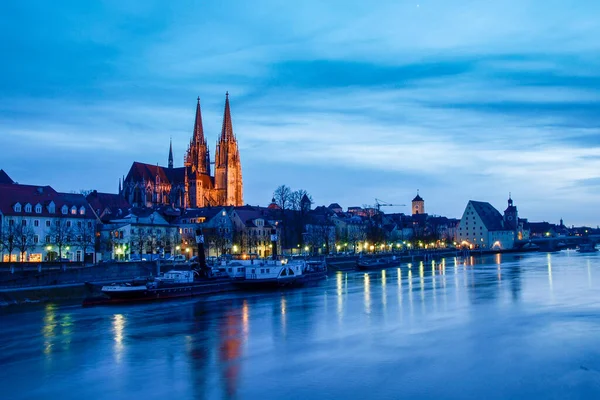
1, 1, 599, 226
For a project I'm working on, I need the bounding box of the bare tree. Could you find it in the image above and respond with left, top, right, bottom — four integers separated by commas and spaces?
273, 185, 292, 210
74, 220, 95, 263
48, 218, 73, 260
0, 221, 18, 262
130, 226, 146, 258
290, 189, 313, 211
14, 218, 36, 262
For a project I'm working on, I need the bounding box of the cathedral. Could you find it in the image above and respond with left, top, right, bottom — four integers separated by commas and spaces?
121, 93, 244, 209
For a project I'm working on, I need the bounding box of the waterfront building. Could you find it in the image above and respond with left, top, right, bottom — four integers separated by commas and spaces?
456, 200, 515, 249
121, 93, 244, 209
97, 208, 179, 261
0, 182, 96, 262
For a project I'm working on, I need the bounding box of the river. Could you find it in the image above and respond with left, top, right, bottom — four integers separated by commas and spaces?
2, 251, 600, 399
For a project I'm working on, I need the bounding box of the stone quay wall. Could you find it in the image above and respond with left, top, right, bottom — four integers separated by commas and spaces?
0, 262, 157, 289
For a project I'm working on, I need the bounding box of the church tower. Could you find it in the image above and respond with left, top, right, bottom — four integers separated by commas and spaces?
214, 92, 243, 206
503, 193, 518, 230
412, 190, 424, 215
184, 97, 211, 207
185, 97, 209, 174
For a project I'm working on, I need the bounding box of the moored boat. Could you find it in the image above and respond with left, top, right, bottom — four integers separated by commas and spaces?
357, 257, 399, 270
229, 258, 327, 289
577, 243, 598, 253
83, 269, 234, 306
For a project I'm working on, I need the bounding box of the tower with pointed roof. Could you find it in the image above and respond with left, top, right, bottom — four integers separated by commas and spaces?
214, 92, 244, 206
412, 190, 424, 215
503, 193, 518, 230
168, 138, 174, 169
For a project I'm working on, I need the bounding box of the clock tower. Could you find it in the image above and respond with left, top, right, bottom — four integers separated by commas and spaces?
503, 193, 518, 230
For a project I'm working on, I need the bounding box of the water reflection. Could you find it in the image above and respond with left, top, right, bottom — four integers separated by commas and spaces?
42, 303, 56, 356
547, 253, 554, 294
219, 307, 243, 398
364, 273, 371, 315
381, 270, 387, 314
112, 314, 125, 363
336, 271, 344, 320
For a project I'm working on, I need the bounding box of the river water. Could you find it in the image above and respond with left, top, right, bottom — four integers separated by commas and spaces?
2, 251, 600, 399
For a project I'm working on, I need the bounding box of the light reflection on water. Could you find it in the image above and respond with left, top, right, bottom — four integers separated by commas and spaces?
112, 314, 125, 363
2, 251, 600, 399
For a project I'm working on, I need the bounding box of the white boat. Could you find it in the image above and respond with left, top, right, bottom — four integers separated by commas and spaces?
221, 258, 327, 288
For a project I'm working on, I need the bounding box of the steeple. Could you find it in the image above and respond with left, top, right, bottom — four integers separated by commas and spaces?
185, 97, 209, 174
168, 137, 173, 169
220, 91, 235, 142
193, 97, 205, 145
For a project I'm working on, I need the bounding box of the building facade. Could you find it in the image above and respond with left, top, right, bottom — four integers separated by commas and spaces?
456, 200, 515, 249
0, 183, 96, 262
122, 93, 244, 209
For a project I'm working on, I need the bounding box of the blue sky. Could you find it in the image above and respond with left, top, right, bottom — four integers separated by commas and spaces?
1, 1, 600, 226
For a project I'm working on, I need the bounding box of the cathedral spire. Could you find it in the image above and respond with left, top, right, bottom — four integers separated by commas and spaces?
193, 96, 205, 145
168, 137, 173, 169
220, 91, 235, 142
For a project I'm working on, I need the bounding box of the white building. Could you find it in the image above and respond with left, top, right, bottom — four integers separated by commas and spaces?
456, 200, 515, 250
0, 182, 96, 262
98, 208, 179, 261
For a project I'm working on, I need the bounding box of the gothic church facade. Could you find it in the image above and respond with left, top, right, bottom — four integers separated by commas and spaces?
121, 93, 243, 209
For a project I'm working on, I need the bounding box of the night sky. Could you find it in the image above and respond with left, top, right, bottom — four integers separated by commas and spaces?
1, 1, 599, 226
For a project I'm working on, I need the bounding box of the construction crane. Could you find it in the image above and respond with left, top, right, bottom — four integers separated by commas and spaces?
374, 198, 406, 213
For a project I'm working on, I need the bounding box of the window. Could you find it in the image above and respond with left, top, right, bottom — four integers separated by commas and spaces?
55, 220, 60, 226
34, 220, 39, 227
261, 269, 265, 273
48, 203, 55, 213
25, 204, 32, 213
87, 222, 92, 229
8, 220, 14, 226
61, 205, 68, 215
35, 204, 42, 213
71, 206, 77, 215
22, 220, 27, 226
77, 221, 82, 227
46, 220, 51, 227
14, 203, 21, 212
266, 269, 270, 273
34, 235, 39, 244
45, 235, 50, 243
79, 206, 85, 215
66, 221, 71, 228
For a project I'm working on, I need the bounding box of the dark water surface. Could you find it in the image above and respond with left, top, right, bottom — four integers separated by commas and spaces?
2, 251, 600, 399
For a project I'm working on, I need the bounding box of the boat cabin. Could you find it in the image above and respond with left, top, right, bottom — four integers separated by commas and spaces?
156, 270, 195, 283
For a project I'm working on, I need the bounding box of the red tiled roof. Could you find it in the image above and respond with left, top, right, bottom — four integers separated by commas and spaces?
125, 162, 186, 185
86, 191, 131, 214
0, 183, 92, 219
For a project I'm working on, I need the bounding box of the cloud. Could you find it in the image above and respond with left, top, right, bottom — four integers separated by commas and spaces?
1, 0, 600, 225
